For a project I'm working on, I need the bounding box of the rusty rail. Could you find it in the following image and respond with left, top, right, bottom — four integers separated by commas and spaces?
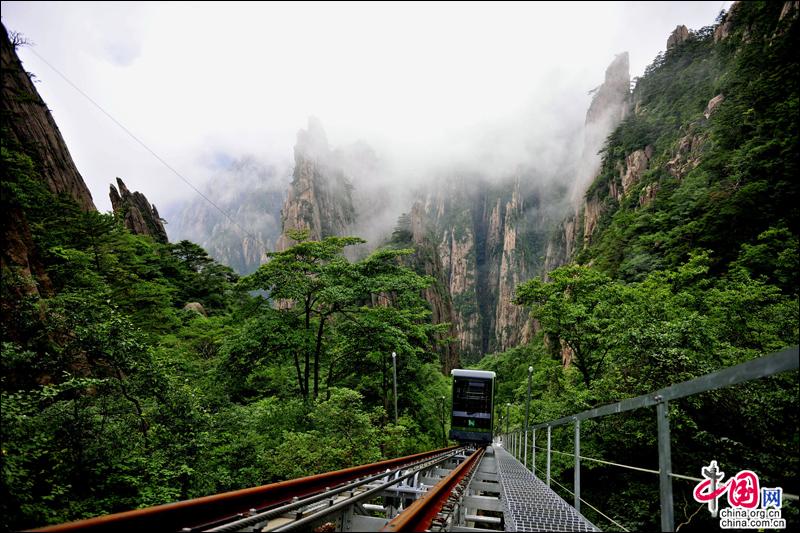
29, 446, 459, 532
382, 447, 485, 532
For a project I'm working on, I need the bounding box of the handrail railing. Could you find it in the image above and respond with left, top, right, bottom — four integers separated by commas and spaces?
500, 346, 799, 532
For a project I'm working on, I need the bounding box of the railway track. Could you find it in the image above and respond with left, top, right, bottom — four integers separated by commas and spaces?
29, 445, 498, 533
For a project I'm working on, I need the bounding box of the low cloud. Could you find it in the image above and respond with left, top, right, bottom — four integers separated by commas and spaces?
2, 1, 726, 221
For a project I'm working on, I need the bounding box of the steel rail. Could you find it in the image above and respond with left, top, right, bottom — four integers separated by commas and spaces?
268, 449, 466, 532
28, 446, 459, 533
381, 447, 486, 532
209, 447, 466, 532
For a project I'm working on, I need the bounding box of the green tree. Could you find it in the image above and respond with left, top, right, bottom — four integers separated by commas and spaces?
239, 231, 434, 402
514, 265, 616, 388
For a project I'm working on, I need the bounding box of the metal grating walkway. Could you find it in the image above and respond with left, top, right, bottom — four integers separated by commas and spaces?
494, 444, 599, 532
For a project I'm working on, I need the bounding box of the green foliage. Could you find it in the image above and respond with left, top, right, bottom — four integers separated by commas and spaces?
238, 234, 437, 404
497, 8, 800, 524
581, 2, 798, 282
515, 265, 615, 387
2, 3, 797, 531
1, 128, 450, 529
270, 389, 383, 479
492, 250, 797, 530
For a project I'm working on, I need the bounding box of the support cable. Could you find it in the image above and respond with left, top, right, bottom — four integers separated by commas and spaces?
531, 445, 799, 500
532, 464, 630, 532
26, 46, 270, 251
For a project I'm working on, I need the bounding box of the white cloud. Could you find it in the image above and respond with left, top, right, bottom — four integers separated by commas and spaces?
2, 1, 725, 213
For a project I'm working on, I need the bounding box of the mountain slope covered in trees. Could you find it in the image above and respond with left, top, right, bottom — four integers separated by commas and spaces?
481, 3, 798, 530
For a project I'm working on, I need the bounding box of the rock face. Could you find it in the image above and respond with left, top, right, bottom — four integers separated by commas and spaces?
585, 52, 631, 127
620, 146, 653, 196
715, 2, 740, 41
639, 183, 659, 208
667, 25, 690, 50
274, 119, 460, 369
275, 118, 356, 251
407, 175, 552, 357
399, 206, 460, 373
1, 22, 93, 306
665, 130, 706, 180
109, 178, 169, 243
0, 24, 95, 212
779, 1, 799, 21
704, 94, 725, 119
1, 205, 52, 298
182, 302, 207, 316
544, 53, 631, 271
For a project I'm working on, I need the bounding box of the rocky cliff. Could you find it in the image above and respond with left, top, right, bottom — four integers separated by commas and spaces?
395, 206, 460, 373
1, 23, 94, 303
543, 53, 631, 273
109, 177, 169, 243
275, 117, 356, 251
0, 24, 95, 212
406, 173, 558, 359
275, 119, 464, 369
270, 54, 631, 359
544, 1, 798, 285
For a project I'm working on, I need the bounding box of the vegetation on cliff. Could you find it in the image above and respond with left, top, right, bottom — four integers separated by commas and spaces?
1, 142, 449, 530
483, 3, 798, 530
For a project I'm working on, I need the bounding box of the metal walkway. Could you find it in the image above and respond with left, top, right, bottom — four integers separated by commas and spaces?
494, 444, 598, 532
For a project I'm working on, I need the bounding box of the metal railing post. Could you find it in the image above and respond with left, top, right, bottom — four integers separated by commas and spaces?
656, 398, 674, 532
546, 425, 551, 486
574, 418, 581, 513
525, 366, 532, 468
391, 352, 398, 424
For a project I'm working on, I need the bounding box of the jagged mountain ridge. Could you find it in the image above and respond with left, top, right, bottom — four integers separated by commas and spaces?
276, 117, 358, 252
109, 177, 169, 244
270, 49, 628, 360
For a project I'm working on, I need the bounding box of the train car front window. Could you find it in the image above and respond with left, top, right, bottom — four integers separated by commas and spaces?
452, 378, 492, 430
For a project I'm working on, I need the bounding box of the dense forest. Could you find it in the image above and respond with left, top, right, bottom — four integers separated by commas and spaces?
1, 2, 798, 532
482, 2, 798, 531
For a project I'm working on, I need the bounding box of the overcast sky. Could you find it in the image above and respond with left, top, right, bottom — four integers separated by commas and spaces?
2, 1, 728, 213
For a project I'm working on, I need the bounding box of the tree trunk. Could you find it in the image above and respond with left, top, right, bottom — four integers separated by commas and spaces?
304, 296, 312, 401
293, 351, 305, 399
313, 314, 326, 399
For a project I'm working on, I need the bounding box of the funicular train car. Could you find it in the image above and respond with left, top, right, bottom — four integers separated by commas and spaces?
449, 369, 496, 444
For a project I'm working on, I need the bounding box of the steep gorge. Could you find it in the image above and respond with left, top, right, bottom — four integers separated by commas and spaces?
271, 55, 632, 361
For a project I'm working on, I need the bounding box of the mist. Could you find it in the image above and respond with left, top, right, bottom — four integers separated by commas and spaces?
2, 1, 728, 243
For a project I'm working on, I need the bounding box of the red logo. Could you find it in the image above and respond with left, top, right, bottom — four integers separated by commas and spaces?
693, 461, 761, 515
